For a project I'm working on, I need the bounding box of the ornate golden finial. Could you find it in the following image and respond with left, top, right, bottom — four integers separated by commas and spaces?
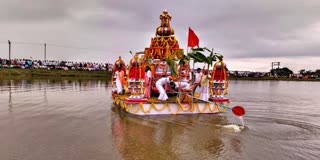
160, 10, 171, 27
156, 10, 174, 36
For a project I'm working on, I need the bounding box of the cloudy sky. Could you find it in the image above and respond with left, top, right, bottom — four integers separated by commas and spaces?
0, 0, 319, 72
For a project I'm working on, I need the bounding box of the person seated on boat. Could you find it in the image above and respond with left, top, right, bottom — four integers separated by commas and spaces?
179, 69, 192, 87
181, 83, 199, 92
174, 81, 190, 90
155, 75, 172, 101
179, 61, 191, 81
175, 61, 192, 91
173, 81, 198, 92
180, 70, 191, 82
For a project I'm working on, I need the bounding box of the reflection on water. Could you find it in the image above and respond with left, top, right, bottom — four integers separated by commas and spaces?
111, 107, 236, 160
0, 80, 319, 160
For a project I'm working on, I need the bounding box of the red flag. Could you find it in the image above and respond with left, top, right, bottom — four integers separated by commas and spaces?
188, 27, 199, 48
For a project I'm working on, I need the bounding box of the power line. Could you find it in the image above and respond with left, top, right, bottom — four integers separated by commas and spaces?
1, 41, 132, 53
271, 62, 280, 70
47, 43, 129, 53
13, 42, 43, 46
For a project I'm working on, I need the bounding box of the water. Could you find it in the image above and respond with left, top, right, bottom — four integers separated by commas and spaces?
0, 80, 319, 160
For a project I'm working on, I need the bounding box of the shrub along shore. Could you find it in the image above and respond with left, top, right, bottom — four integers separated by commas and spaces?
0, 68, 112, 80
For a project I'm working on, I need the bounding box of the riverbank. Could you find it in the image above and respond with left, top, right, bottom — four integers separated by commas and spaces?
1, 68, 318, 81
228, 76, 320, 81
0, 68, 111, 80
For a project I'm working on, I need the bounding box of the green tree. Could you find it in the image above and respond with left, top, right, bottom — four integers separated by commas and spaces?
271, 67, 293, 77
299, 69, 306, 75
187, 47, 223, 70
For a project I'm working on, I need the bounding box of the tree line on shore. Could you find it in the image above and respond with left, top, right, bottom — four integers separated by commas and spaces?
1, 57, 319, 80
230, 67, 320, 80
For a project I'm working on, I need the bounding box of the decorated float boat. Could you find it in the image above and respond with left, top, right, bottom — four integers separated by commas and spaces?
111, 10, 237, 115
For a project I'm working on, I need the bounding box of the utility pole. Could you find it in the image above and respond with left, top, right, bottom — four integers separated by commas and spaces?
8, 40, 11, 77
271, 62, 280, 70
44, 43, 46, 61
8, 40, 12, 110
8, 40, 11, 61
271, 62, 280, 77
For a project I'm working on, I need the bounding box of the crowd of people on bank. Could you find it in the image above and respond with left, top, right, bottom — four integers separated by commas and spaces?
0, 58, 114, 71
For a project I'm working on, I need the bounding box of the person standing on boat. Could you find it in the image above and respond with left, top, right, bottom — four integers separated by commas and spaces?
199, 70, 210, 101
193, 68, 202, 94
144, 66, 152, 98
156, 75, 172, 101
114, 68, 125, 94
194, 68, 202, 84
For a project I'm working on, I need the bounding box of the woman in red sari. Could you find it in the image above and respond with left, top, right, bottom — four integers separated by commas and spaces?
144, 66, 152, 98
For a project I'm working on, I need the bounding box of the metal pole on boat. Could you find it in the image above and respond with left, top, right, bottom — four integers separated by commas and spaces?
180, 46, 190, 97
188, 47, 195, 105
191, 57, 194, 105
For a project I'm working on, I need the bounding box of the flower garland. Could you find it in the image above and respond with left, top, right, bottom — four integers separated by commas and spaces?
114, 97, 229, 114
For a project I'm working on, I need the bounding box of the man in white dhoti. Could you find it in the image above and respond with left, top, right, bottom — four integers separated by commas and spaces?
194, 68, 202, 84
156, 76, 171, 101
199, 70, 210, 101
194, 68, 202, 94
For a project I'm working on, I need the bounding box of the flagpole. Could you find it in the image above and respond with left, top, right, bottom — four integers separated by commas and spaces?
190, 46, 195, 105
187, 27, 200, 104
181, 29, 190, 99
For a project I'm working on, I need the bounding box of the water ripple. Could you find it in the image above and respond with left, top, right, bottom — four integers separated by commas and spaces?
0, 80, 319, 160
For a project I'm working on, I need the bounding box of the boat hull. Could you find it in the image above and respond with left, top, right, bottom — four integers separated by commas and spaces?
113, 96, 229, 115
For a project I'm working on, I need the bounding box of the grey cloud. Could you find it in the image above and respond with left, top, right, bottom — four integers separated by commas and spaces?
1, 0, 320, 64
0, 0, 72, 22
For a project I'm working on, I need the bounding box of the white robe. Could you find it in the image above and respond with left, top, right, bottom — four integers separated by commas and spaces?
194, 72, 202, 83
194, 72, 202, 93
199, 75, 210, 101
114, 71, 123, 94
199, 86, 209, 101
174, 81, 190, 90
156, 77, 170, 101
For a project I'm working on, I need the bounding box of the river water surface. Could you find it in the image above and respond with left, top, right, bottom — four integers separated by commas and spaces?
0, 80, 319, 160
